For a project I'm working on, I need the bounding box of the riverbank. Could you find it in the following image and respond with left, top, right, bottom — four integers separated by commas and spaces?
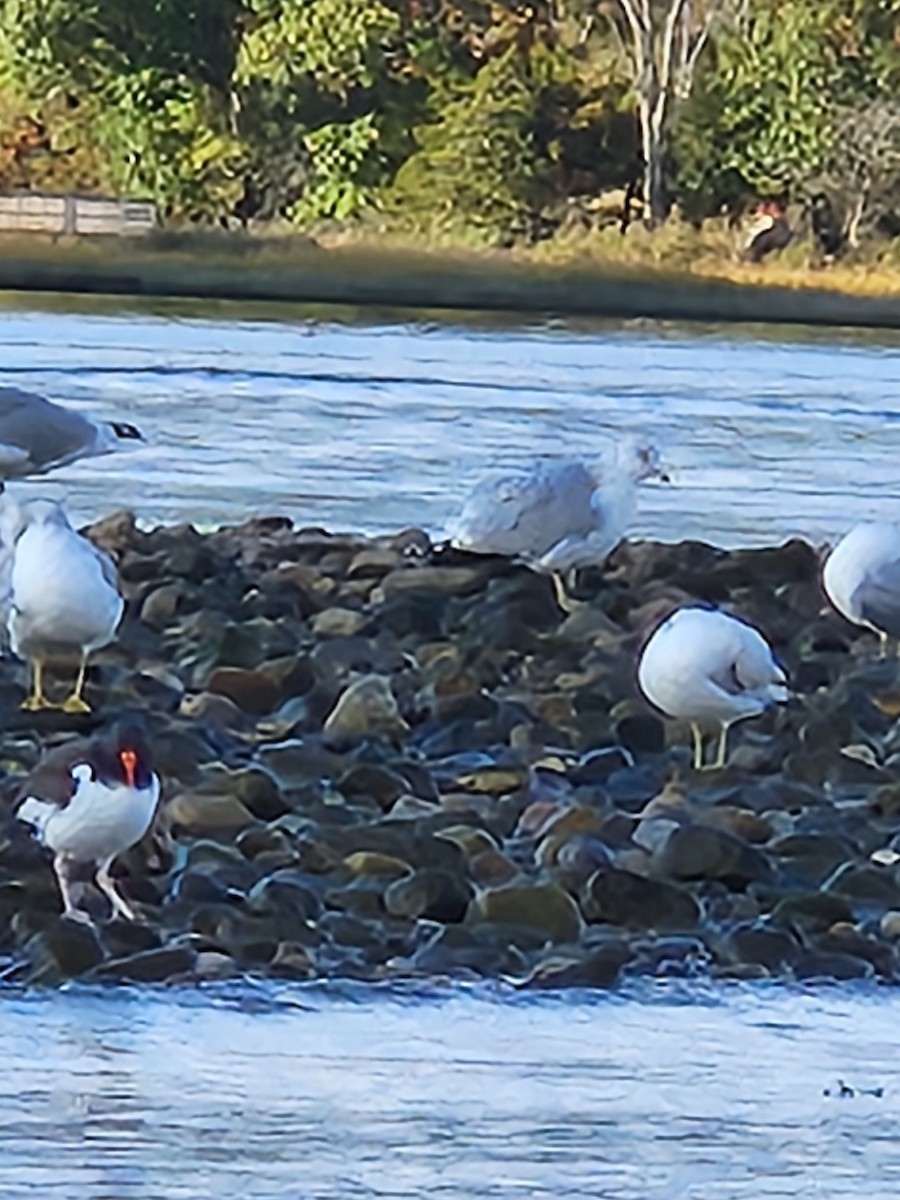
2, 513, 900, 988
5, 229, 900, 329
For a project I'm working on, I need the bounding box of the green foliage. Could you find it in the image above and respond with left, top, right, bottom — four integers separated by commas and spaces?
387, 49, 552, 243
1, 0, 900, 242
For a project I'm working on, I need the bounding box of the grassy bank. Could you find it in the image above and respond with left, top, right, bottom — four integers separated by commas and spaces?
2, 225, 900, 328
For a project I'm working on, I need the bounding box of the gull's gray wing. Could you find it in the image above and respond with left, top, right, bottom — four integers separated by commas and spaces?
0, 387, 97, 476
91, 544, 120, 590
854, 558, 900, 637
454, 460, 597, 560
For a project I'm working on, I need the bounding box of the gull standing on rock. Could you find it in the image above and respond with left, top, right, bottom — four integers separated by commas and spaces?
16, 719, 160, 922
448, 436, 669, 605
0, 386, 142, 483
638, 607, 789, 770
822, 522, 900, 656
3, 497, 123, 711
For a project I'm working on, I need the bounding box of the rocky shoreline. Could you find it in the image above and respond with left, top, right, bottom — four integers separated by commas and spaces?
2, 512, 899, 989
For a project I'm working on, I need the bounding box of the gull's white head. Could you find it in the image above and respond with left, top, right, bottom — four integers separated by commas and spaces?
21, 498, 73, 531
614, 436, 670, 483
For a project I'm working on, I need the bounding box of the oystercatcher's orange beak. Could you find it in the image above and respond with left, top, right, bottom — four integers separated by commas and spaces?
119, 748, 138, 788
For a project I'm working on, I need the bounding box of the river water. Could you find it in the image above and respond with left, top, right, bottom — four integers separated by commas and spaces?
2, 303, 900, 546
3, 300, 900, 1196
1, 981, 897, 1200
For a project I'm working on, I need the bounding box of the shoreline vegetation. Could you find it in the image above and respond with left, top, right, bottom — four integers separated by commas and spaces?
3, 512, 900, 989
6, 229, 900, 329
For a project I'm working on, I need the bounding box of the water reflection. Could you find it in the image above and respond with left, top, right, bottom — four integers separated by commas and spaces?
4, 307, 900, 546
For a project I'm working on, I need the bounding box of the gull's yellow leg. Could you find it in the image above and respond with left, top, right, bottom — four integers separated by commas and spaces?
711, 723, 729, 770
551, 570, 583, 616
20, 658, 51, 711
60, 657, 91, 714
691, 722, 705, 770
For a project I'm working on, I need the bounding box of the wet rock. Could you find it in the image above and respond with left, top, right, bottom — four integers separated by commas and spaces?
771, 891, 855, 936
517, 939, 633, 989
206, 666, 280, 716
723, 923, 801, 971
580, 869, 700, 931
246, 871, 322, 924
407, 923, 527, 976
312, 607, 367, 638
825, 863, 900, 907
794, 951, 874, 981
323, 675, 409, 744
20, 918, 105, 984
384, 868, 473, 924
165, 792, 256, 836
342, 852, 412, 880
469, 883, 583, 945
655, 824, 773, 887
91, 945, 197, 984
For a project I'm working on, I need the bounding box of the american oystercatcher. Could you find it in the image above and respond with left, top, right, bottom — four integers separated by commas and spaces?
2, 496, 124, 712
16, 719, 160, 922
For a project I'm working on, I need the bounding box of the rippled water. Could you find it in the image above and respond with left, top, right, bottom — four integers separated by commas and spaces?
0, 982, 895, 1199
4, 301, 900, 1192
3, 303, 900, 546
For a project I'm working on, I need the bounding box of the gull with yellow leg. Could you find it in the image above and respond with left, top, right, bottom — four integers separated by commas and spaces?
638, 606, 790, 771
1, 496, 123, 712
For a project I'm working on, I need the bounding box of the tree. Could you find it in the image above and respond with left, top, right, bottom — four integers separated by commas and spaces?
816, 102, 900, 247
603, 0, 721, 224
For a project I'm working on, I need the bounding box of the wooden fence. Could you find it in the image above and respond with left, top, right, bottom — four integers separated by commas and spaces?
0, 192, 158, 236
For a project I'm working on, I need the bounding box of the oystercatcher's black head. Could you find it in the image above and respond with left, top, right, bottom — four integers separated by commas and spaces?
92, 718, 154, 790
111, 421, 144, 442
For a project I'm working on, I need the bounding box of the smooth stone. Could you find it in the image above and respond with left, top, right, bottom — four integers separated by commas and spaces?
771, 892, 855, 935
139, 583, 183, 629
793, 951, 874, 981
469, 849, 520, 887
21, 918, 105, 983
91, 945, 197, 984
580, 868, 700, 931
246, 871, 322, 922
269, 943, 317, 979
193, 950, 242, 980
408, 924, 527, 976
165, 793, 256, 835
814, 927, 896, 977
880, 910, 900, 939
456, 766, 529, 795
724, 922, 801, 970
825, 863, 900, 906
206, 666, 280, 716
655, 824, 773, 887
615, 713, 666, 757
435, 826, 500, 859
312, 607, 367, 637
469, 883, 583, 945
323, 675, 409, 743
518, 941, 633, 989
384, 868, 474, 923
342, 852, 412, 880
338, 763, 409, 809
378, 565, 483, 597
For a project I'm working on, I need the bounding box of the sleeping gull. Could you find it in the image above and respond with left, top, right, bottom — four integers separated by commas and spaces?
638, 607, 789, 770
448, 436, 668, 604
3, 497, 123, 711
822, 522, 900, 655
0, 386, 142, 483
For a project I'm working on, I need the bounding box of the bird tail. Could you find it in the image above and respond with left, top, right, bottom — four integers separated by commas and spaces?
16, 796, 55, 838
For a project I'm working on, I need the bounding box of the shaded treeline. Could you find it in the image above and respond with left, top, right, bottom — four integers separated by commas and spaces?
0, 0, 899, 251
